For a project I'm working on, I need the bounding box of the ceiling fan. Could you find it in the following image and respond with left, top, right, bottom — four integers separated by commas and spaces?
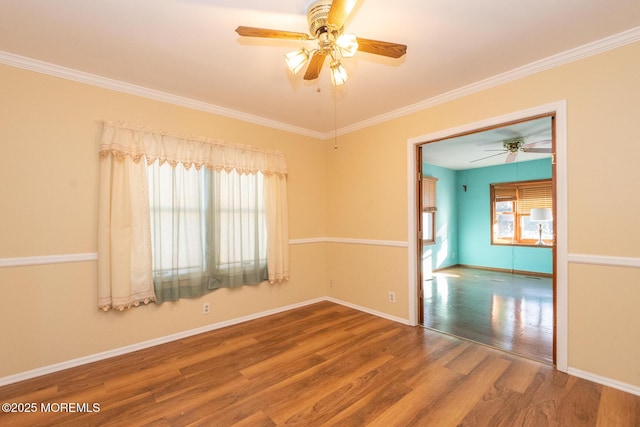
235, 0, 407, 85
471, 137, 552, 164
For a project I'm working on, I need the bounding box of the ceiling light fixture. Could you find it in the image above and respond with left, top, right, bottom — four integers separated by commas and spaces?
237, 0, 406, 86
330, 59, 348, 86
284, 48, 310, 74
336, 33, 358, 57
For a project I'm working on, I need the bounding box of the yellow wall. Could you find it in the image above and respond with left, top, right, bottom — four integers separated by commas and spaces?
0, 64, 328, 377
325, 41, 640, 387
1, 40, 639, 389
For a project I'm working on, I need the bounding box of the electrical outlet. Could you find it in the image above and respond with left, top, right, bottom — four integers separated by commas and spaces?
388, 291, 396, 303
330, 280, 334, 287
202, 302, 210, 314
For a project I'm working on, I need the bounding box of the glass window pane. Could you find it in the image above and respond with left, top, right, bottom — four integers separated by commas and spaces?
495, 213, 514, 239
522, 216, 554, 240
423, 212, 434, 242
496, 201, 513, 213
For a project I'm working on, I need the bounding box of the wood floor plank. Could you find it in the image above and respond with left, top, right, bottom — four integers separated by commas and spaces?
496, 356, 544, 394
263, 353, 396, 424
370, 359, 464, 425
556, 376, 602, 426
596, 386, 640, 427
410, 355, 512, 425
1, 302, 639, 426
425, 266, 554, 363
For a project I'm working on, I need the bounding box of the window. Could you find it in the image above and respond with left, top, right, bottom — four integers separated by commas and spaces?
148, 162, 268, 303
422, 176, 438, 245
97, 121, 289, 311
490, 179, 553, 246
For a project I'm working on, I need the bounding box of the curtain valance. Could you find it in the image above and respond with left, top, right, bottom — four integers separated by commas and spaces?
98, 121, 289, 311
100, 121, 288, 177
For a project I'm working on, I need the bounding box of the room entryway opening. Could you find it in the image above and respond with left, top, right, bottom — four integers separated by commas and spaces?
416, 114, 557, 365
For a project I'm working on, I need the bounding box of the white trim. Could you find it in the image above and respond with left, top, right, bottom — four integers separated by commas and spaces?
0, 253, 97, 268
290, 237, 408, 247
325, 297, 412, 325
0, 296, 411, 387
325, 237, 408, 247
568, 254, 640, 269
1, 27, 638, 140
0, 51, 324, 140
0, 297, 326, 387
289, 237, 327, 245
338, 27, 640, 136
0, 239, 403, 269
3, 249, 636, 270
407, 100, 569, 372
569, 368, 640, 397
2, 294, 638, 399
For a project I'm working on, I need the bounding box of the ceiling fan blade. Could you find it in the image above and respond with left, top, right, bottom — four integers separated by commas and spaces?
304, 51, 327, 80
505, 152, 518, 163
470, 152, 507, 163
522, 148, 552, 153
356, 37, 407, 58
522, 139, 552, 153
525, 139, 552, 147
235, 26, 312, 40
327, 0, 361, 29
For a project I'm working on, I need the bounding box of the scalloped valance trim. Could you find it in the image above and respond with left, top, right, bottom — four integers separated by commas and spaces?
99, 121, 288, 178
98, 294, 156, 312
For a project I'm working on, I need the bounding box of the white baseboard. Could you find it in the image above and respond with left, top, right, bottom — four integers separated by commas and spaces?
2, 297, 639, 399
324, 297, 412, 326
0, 297, 325, 387
568, 368, 640, 397
0, 297, 410, 387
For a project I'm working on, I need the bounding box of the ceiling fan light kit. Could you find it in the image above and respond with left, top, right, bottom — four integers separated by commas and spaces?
330, 59, 348, 85
284, 48, 310, 74
235, 0, 407, 86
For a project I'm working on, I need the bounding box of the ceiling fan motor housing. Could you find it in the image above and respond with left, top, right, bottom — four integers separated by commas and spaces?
503, 137, 525, 152
308, 0, 338, 37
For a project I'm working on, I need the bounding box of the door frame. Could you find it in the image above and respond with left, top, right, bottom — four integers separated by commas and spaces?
406, 100, 568, 372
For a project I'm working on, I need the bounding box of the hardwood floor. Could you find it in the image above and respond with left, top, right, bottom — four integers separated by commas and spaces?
1, 301, 638, 426
423, 266, 553, 364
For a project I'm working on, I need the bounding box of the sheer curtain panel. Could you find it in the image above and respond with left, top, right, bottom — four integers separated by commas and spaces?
98, 121, 289, 311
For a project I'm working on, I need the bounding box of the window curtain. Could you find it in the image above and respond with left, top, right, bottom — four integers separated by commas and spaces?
98, 121, 289, 311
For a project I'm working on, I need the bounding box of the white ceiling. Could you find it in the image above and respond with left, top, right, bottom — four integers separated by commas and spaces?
422, 116, 552, 170
1, 0, 639, 138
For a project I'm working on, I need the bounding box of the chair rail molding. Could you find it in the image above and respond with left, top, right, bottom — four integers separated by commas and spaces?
0, 253, 98, 268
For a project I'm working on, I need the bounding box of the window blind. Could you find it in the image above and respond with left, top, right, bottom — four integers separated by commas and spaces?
422, 177, 438, 212
517, 184, 553, 214
493, 185, 517, 201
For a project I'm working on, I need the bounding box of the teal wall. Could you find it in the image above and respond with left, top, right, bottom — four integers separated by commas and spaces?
423, 158, 553, 274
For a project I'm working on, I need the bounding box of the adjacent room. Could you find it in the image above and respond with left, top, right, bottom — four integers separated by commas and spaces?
420, 117, 554, 364
1, 0, 640, 424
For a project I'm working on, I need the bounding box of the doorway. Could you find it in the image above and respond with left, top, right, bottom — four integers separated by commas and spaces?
417, 114, 556, 364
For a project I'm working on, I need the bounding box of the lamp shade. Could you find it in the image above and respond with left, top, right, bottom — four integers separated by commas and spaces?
530, 208, 553, 221
330, 60, 348, 85
336, 33, 359, 57
284, 48, 309, 74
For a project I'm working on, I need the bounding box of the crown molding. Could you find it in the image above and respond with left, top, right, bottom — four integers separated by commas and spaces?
0, 51, 325, 140
1, 26, 638, 140
334, 26, 640, 137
